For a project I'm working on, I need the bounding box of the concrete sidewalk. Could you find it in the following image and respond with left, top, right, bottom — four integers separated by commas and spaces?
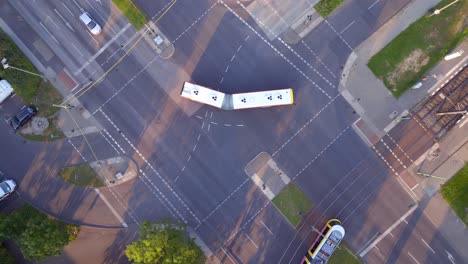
339, 0, 467, 141
338, 0, 468, 258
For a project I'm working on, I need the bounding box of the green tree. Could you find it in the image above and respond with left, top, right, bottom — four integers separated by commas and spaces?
0, 206, 79, 261
126, 219, 205, 264
0, 243, 15, 264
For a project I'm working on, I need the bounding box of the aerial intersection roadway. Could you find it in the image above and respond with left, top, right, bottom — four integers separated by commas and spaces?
0, 0, 465, 263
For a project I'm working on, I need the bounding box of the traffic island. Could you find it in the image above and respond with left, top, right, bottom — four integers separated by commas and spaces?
272, 183, 313, 227
59, 156, 138, 188
60, 163, 105, 188
245, 152, 312, 227
143, 21, 175, 60
328, 243, 362, 264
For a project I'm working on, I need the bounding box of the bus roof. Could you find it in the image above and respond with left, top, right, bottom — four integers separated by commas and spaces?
180, 82, 225, 109
180, 82, 294, 110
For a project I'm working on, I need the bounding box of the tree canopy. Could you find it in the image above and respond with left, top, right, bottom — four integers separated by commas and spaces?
0, 205, 79, 260
126, 219, 205, 264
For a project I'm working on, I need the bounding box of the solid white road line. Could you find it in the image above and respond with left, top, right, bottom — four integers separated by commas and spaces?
94, 189, 128, 227
340, 20, 355, 34
245, 234, 258, 249
408, 252, 421, 264
421, 238, 435, 254
368, 0, 381, 10
260, 220, 274, 235
359, 205, 418, 257
74, 23, 131, 75
61, 3, 74, 16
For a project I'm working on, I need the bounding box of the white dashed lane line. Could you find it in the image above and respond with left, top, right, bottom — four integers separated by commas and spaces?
98, 109, 201, 224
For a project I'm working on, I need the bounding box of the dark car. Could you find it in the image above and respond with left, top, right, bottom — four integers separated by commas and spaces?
10, 106, 37, 130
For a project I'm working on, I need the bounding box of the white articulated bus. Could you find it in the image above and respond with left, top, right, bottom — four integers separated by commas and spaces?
180, 82, 294, 110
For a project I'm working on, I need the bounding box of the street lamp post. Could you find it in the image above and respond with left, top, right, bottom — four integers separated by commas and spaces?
1, 57, 46, 79
428, 0, 460, 17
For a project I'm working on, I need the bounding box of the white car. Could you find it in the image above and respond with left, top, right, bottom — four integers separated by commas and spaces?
0, 80, 14, 104
0, 179, 16, 201
79, 12, 102, 35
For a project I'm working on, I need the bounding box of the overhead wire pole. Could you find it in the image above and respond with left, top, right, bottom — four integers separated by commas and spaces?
52, 104, 100, 163
53, 0, 178, 166
60, 0, 178, 107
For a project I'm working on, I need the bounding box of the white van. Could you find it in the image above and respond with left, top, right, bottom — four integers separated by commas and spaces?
0, 79, 14, 104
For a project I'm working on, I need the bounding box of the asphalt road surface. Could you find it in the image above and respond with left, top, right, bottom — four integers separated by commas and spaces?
0, 0, 465, 263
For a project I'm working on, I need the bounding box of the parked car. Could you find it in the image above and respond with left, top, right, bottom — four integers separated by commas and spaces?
0, 79, 14, 104
79, 12, 102, 35
10, 106, 37, 130
0, 179, 16, 201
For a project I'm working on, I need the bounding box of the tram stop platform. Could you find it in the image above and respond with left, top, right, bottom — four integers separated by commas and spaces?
245, 152, 291, 200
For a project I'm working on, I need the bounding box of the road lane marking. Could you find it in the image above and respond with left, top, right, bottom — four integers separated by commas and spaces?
47, 16, 60, 29
421, 238, 435, 254
95, 189, 128, 227
84, 0, 117, 34
99, 131, 120, 154
245, 234, 258, 248
260, 220, 273, 235
224, 1, 332, 98
324, 19, 353, 50
359, 205, 418, 257
72, 0, 84, 11
173, 1, 218, 42
61, 3, 74, 16
273, 94, 340, 156
389, 232, 394, 238
379, 138, 407, 169
54, 8, 75, 31
72, 43, 85, 57
340, 20, 355, 34
140, 170, 186, 222
368, 0, 381, 10
408, 252, 421, 264
74, 23, 131, 75
220, 247, 238, 264
99, 110, 201, 224
301, 40, 336, 78
294, 126, 350, 179
237, 1, 335, 91
197, 178, 250, 230
106, 187, 140, 226
39, 21, 60, 44
67, 139, 88, 162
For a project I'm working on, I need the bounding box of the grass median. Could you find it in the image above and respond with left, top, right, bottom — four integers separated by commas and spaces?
315, 0, 345, 18
441, 164, 468, 225
328, 243, 362, 264
272, 182, 312, 227
0, 29, 40, 103
368, 0, 467, 97
60, 163, 104, 188
112, 0, 147, 30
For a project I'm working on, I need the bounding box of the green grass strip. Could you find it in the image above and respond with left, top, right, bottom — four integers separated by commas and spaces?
272, 182, 312, 227
0, 29, 40, 104
328, 243, 362, 264
112, 0, 147, 30
441, 164, 468, 225
60, 163, 104, 187
315, 0, 345, 18
368, 0, 467, 97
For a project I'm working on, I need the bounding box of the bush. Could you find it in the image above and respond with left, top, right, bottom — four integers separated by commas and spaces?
315, 0, 345, 18
0, 205, 79, 260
